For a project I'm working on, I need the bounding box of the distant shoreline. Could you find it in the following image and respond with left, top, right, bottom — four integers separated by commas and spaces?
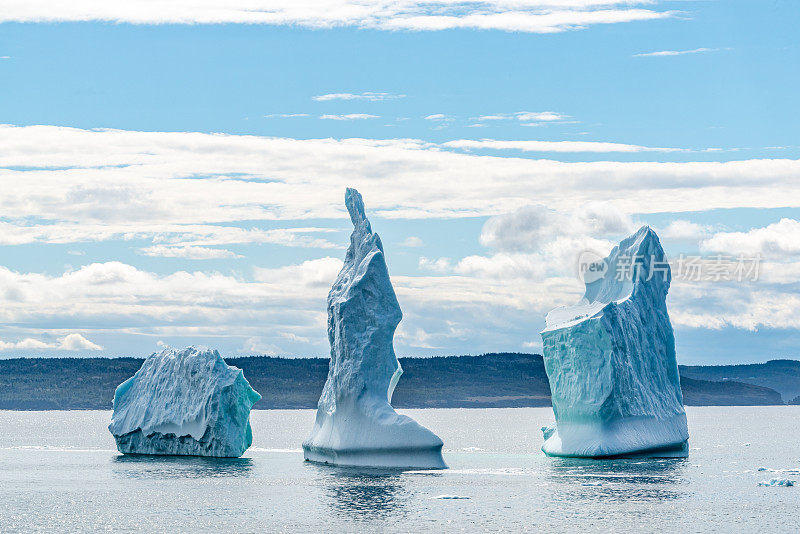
1, 353, 797, 410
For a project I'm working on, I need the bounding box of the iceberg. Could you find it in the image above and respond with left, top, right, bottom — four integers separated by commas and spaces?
758, 478, 795, 487
302, 188, 446, 469
109, 346, 261, 458
540, 226, 689, 458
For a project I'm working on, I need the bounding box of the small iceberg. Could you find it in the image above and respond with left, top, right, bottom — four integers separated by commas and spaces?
109, 346, 261, 458
430, 495, 471, 500
540, 227, 689, 458
302, 188, 446, 469
758, 478, 795, 487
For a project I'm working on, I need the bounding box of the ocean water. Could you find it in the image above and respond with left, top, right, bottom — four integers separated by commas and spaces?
0, 407, 798, 532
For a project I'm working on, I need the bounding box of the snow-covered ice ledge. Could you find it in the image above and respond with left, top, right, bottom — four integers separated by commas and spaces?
109, 346, 261, 458
540, 226, 689, 458
303, 188, 446, 469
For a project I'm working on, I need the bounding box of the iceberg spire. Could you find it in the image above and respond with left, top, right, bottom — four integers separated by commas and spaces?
540, 226, 689, 458
302, 188, 446, 468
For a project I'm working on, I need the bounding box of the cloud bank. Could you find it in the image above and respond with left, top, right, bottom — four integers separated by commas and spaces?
1, 1, 673, 33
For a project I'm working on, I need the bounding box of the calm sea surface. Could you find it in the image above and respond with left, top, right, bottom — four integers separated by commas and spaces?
1, 407, 798, 532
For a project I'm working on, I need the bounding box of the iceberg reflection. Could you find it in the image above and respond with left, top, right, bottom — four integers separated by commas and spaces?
314, 465, 416, 520
546, 457, 689, 502
111, 454, 254, 479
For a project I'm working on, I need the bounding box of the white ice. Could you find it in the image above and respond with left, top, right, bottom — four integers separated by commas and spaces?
540, 226, 689, 458
302, 188, 446, 469
109, 346, 261, 457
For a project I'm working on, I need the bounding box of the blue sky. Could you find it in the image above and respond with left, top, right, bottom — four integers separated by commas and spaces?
0, 0, 798, 363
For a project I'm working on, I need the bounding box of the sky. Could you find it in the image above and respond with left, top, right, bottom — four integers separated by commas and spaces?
0, 0, 798, 363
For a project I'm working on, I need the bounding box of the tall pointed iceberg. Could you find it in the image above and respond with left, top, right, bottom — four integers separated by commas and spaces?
302, 188, 446, 468
540, 226, 688, 458
109, 346, 261, 458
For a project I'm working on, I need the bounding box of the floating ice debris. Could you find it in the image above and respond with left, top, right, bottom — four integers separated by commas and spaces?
109, 346, 261, 458
581, 481, 603, 486
431, 495, 471, 499
758, 478, 795, 487
540, 227, 689, 458
302, 188, 446, 469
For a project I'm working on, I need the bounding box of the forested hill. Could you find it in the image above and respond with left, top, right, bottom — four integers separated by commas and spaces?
0, 353, 792, 410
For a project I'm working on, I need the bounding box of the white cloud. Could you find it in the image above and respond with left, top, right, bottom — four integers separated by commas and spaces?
474, 111, 568, 122
424, 114, 454, 121
454, 252, 547, 279
0, 220, 338, 249
434, 202, 632, 284
668, 274, 800, 331
6, 338, 52, 350
634, 47, 727, 57
443, 139, 684, 153
139, 245, 243, 259
280, 332, 311, 343
313, 92, 404, 102
59, 333, 104, 350
700, 219, 800, 258
400, 236, 424, 247
0, 260, 339, 353
239, 337, 281, 355
0, 332, 103, 351
253, 257, 343, 287
0, 1, 673, 33
264, 113, 310, 118
515, 111, 566, 122
479, 202, 633, 252
319, 113, 379, 120
660, 220, 712, 240
418, 256, 452, 273
2, 125, 800, 235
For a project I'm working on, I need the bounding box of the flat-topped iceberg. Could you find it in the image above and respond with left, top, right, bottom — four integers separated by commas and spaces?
303, 188, 446, 468
540, 226, 689, 458
109, 346, 261, 458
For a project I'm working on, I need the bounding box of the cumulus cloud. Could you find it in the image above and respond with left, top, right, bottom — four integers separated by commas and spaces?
418, 256, 452, 273
313, 92, 404, 101
59, 333, 104, 350
0, 332, 103, 351
700, 219, 800, 258
0, 220, 338, 249
473, 111, 568, 122
0, 1, 673, 33
634, 48, 727, 57
0, 256, 574, 356
264, 113, 310, 118
0, 259, 342, 354
2, 125, 800, 232
660, 220, 713, 240
139, 245, 243, 259
319, 113, 379, 120
400, 236, 424, 247
253, 257, 344, 287
479, 202, 634, 252
424, 114, 454, 121
421, 202, 634, 284
443, 139, 684, 153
